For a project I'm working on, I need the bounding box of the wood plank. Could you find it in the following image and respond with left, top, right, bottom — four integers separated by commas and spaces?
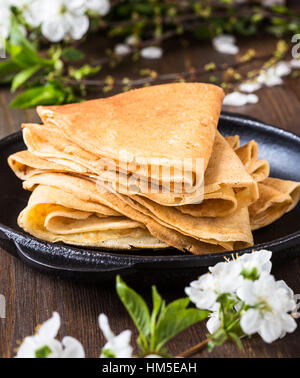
223, 85, 300, 135
3, 90, 40, 131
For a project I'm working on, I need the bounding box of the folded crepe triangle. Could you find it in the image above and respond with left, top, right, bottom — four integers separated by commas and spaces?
36, 83, 224, 206
19, 184, 167, 249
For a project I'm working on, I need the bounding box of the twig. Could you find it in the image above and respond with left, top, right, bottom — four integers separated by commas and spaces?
90, 29, 180, 67
64, 53, 273, 89
177, 338, 211, 358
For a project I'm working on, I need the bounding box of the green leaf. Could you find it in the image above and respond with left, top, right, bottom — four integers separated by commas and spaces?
155, 308, 209, 351
208, 328, 228, 351
69, 64, 101, 80
0, 59, 21, 84
9, 16, 39, 67
150, 286, 162, 350
234, 20, 257, 36
62, 47, 84, 61
151, 286, 162, 325
137, 333, 148, 353
116, 275, 151, 339
164, 297, 190, 313
0, 73, 16, 84
11, 65, 40, 92
35, 345, 52, 358
101, 348, 116, 358
228, 332, 243, 350
0, 59, 21, 76
10, 83, 66, 108
217, 293, 239, 329
9, 16, 36, 54
9, 15, 53, 69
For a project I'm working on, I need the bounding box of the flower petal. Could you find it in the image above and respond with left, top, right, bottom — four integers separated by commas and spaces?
87, 0, 110, 15
38, 312, 61, 340
98, 314, 115, 341
41, 18, 66, 42
141, 46, 163, 60
223, 92, 259, 107
206, 312, 221, 334
259, 316, 282, 343
240, 309, 261, 335
280, 313, 297, 334
61, 336, 85, 358
114, 43, 131, 56
68, 15, 89, 40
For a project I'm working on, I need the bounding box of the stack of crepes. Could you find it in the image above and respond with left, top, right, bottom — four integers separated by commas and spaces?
8, 83, 300, 254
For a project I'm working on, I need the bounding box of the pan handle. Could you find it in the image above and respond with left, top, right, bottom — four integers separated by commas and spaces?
13, 242, 134, 276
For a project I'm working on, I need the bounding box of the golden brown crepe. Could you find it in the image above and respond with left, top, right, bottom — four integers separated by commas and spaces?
19, 184, 167, 249
249, 182, 292, 231
225, 137, 299, 231
235, 140, 270, 182
225, 136, 269, 183
22, 123, 96, 174
9, 131, 259, 218
263, 177, 300, 212
177, 132, 259, 217
226, 135, 240, 150
249, 177, 300, 230
8, 150, 75, 180
35, 83, 224, 206
117, 192, 253, 251
21, 172, 253, 253
22, 174, 227, 254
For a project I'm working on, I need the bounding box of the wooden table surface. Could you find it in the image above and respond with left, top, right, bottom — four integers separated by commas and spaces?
0, 35, 300, 358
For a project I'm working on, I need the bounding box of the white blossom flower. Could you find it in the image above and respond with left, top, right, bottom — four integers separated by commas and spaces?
239, 81, 262, 93
206, 307, 222, 334
185, 277, 219, 311
185, 259, 242, 311
187, 250, 272, 317
16, 312, 85, 358
209, 250, 272, 288
39, 0, 89, 42
257, 61, 291, 87
223, 92, 259, 106
114, 43, 131, 56
125, 35, 139, 46
212, 34, 239, 55
238, 273, 297, 343
99, 314, 133, 358
85, 0, 110, 15
141, 46, 163, 59
258, 72, 283, 87
237, 60, 292, 95
236, 249, 272, 277
9, 0, 44, 27
271, 61, 291, 77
